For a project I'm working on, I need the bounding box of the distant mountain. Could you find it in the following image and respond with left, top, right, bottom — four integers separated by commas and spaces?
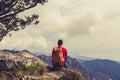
0, 49, 33, 54
116, 61, 120, 64
74, 55, 95, 62
38, 55, 111, 80
0, 49, 20, 54
82, 59, 120, 80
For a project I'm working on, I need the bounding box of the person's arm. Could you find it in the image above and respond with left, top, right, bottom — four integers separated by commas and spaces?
52, 48, 55, 65
52, 48, 54, 58
64, 48, 68, 63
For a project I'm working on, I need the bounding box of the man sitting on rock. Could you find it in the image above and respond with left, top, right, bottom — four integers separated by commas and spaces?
52, 39, 68, 70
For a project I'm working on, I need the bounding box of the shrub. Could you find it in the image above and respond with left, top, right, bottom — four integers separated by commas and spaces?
13, 67, 23, 76
59, 70, 84, 80
38, 78, 45, 80
25, 63, 45, 75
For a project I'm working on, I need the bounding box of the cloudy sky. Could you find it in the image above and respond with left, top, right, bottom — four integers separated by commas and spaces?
0, 0, 120, 60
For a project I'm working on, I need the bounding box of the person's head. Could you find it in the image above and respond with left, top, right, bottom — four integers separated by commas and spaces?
57, 39, 63, 46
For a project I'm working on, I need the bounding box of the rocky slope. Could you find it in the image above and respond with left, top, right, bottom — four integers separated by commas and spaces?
0, 50, 84, 80
38, 55, 112, 80
0, 49, 44, 66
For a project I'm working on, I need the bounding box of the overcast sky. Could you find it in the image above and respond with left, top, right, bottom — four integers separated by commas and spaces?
0, 0, 120, 60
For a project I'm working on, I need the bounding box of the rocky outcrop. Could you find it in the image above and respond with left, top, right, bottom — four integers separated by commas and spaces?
0, 50, 44, 66
0, 59, 24, 71
0, 50, 84, 80
0, 50, 45, 80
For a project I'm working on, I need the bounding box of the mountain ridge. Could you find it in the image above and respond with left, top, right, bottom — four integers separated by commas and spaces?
82, 59, 120, 80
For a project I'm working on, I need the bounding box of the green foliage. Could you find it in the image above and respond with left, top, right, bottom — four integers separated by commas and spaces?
12, 62, 45, 77
25, 63, 45, 75
13, 67, 23, 76
0, 0, 48, 41
59, 70, 84, 80
38, 78, 45, 80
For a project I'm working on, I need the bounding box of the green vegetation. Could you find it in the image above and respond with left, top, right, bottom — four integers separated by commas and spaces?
59, 70, 84, 80
38, 78, 45, 80
25, 63, 45, 75
0, 0, 47, 41
13, 63, 45, 76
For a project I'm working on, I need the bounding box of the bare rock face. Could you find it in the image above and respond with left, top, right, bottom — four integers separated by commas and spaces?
0, 50, 44, 68
0, 50, 46, 80
0, 59, 24, 70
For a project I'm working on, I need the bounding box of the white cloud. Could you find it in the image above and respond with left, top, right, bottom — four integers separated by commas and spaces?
1, 0, 120, 60
0, 27, 48, 51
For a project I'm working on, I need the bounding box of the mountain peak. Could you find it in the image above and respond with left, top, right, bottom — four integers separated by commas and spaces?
21, 49, 31, 53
